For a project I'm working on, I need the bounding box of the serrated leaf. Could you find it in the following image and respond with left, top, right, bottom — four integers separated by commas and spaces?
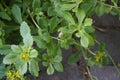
20, 21, 31, 38
68, 52, 80, 64
47, 64, 54, 75
53, 62, 63, 72
11, 45, 21, 53
29, 60, 39, 77
81, 35, 89, 48
30, 49, 38, 58
12, 4, 22, 24
0, 12, 11, 21
0, 45, 11, 55
3, 54, 18, 64
76, 8, 86, 24
18, 62, 27, 75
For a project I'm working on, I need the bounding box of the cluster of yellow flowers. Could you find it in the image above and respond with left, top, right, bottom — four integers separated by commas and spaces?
20, 47, 31, 61
95, 52, 104, 62
20, 53, 29, 61
7, 70, 24, 80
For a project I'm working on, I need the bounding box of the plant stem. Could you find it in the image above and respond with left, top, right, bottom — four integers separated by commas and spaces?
86, 66, 93, 80
87, 48, 96, 55
51, 36, 61, 41
106, 50, 120, 75
30, 14, 41, 29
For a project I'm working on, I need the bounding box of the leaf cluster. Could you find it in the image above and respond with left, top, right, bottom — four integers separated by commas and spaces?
0, 0, 119, 79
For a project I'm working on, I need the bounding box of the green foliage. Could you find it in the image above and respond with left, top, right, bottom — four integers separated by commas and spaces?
20, 22, 33, 48
0, 0, 119, 79
12, 4, 22, 24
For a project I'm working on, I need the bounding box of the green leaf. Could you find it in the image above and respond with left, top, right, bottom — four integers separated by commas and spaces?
84, 32, 94, 46
76, 8, 86, 24
68, 51, 80, 64
11, 45, 21, 53
84, 18, 92, 26
54, 55, 62, 63
102, 57, 109, 65
18, 62, 27, 75
0, 12, 11, 21
53, 62, 63, 72
20, 21, 31, 38
38, 17, 48, 28
32, 0, 40, 10
80, 0, 97, 16
49, 16, 59, 32
81, 35, 89, 48
111, 0, 118, 6
0, 39, 2, 46
42, 54, 48, 60
95, 3, 111, 16
47, 7, 56, 16
30, 49, 38, 58
98, 42, 105, 51
12, 4, 22, 24
0, 64, 7, 79
47, 64, 54, 75
29, 60, 39, 77
84, 26, 95, 33
23, 34, 33, 48
61, 3, 76, 11
20, 22, 33, 48
42, 62, 48, 67
33, 36, 46, 49
41, 33, 51, 43
75, 31, 82, 38
87, 58, 95, 66
63, 12, 75, 25
3, 53, 18, 64
0, 45, 11, 55
23, 0, 33, 14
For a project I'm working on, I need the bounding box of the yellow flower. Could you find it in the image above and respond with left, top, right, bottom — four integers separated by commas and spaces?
20, 76, 25, 80
11, 76, 15, 80
14, 71, 21, 78
20, 53, 29, 61
7, 71, 12, 78
95, 52, 104, 62
7, 70, 24, 80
